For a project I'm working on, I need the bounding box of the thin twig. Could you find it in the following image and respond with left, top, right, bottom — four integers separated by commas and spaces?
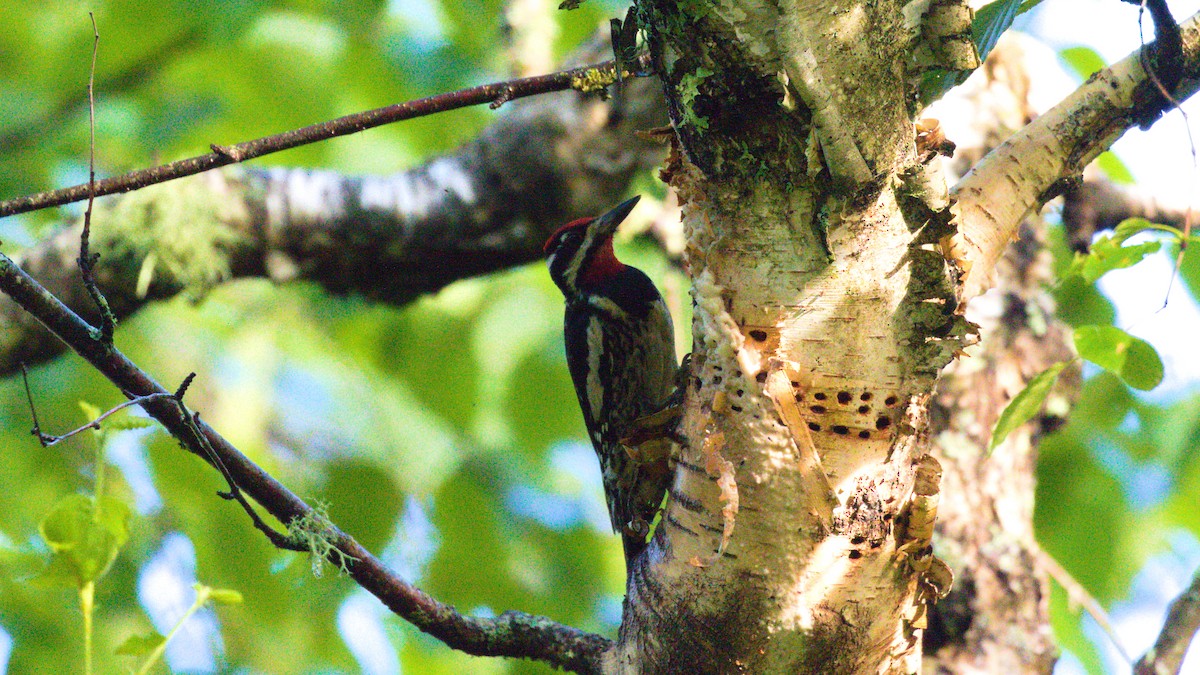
25, 360, 301, 548
20, 363, 43, 441
77, 13, 115, 343
1133, 565, 1200, 675
27, 391, 174, 447
0, 54, 650, 220
179, 402, 305, 552
1123, 0, 1196, 310
1035, 545, 1134, 665
1127, 0, 1184, 104
0, 251, 612, 673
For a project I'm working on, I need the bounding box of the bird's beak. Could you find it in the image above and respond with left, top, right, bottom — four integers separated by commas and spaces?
592, 195, 641, 238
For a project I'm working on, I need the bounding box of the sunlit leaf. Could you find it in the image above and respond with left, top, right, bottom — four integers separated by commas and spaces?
1178, 240, 1200, 309
1096, 151, 1135, 184
1112, 217, 1184, 242
974, 0, 1024, 64
1074, 325, 1164, 391
102, 414, 156, 432
205, 586, 244, 605
1070, 219, 1161, 282
78, 401, 102, 423
1060, 45, 1106, 79
78, 400, 104, 440
991, 362, 1068, 451
1068, 240, 1159, 283
37, 493, 132, 587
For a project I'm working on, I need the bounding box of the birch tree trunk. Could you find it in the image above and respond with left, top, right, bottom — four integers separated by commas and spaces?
608, 2, 1199, 671
614, 3, 970, 671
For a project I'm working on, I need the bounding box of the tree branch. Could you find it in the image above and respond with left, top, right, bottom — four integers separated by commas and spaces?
950, 9, 1200, 301
0, 251, 612, 673
1134, 565, 1200, 675
0, 55, 648, 219
0, 38, 668, 376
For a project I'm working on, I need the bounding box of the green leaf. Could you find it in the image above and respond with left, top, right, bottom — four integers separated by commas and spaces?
37, 493, 132, 587
1074, 326, 1164, 391
1060, 46, 1107, 79
115, 632, 166, 656
1178, 239, 1200, 304
78, 401, 102, 423
77, 400, 105, 441
206, 587, 244, 606
1066, 232, 1160, 283
973, 0, 1024, 65
920, 0, 1071, 106
1095, 151, 1135, 185
1052, 275, 1116, 327
103, 414, 157, 433
991, 362, 1067, 451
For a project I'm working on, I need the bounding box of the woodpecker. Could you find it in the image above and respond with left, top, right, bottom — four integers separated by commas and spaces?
544, 196, 677, 564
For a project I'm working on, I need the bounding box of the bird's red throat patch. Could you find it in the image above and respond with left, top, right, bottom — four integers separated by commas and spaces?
581, 237, 625, 286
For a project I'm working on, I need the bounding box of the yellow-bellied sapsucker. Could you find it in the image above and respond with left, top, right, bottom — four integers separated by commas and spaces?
544, 196, 676, 564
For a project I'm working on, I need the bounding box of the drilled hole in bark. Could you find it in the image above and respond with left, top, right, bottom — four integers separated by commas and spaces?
730, 405, 743, 412
748, 329, 768, 341
837, 391, 852, 404
831, 425, 849, 435
884, 395, 898, 406
876, 417, 891, 430
814, 392, 827, 401
860, 392, 872, 401
858, 430, 871, 440
848, 550, 863, 559
735, 389, 744, 397
808, 422, 821, 432
810, 405, 826, 414
755, 371, 768, 383
857, 405, 870, 414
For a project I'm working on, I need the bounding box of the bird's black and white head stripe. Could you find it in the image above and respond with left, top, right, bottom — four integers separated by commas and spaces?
544, 196, 641, 295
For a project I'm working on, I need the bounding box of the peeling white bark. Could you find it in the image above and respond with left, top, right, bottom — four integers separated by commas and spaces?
951, 12, 1200, 301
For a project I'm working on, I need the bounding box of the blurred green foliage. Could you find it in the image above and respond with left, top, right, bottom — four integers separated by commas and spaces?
1042, 218, 1200, 669
0, 0, 645, 672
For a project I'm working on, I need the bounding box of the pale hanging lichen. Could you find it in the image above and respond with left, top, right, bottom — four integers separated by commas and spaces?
287, 502, 358, 578
92, 174, 248, 300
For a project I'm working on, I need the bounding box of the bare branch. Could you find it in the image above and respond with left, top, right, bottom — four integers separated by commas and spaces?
0, 38, 667, 376
0, 55, 648, 219
1134, 566, 1200, 675
0, 251, 612, 673
950, 10, 1200, 301
25, 389, 172, 447
1124, 0, 1185, 121
78, 12, 115, 344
